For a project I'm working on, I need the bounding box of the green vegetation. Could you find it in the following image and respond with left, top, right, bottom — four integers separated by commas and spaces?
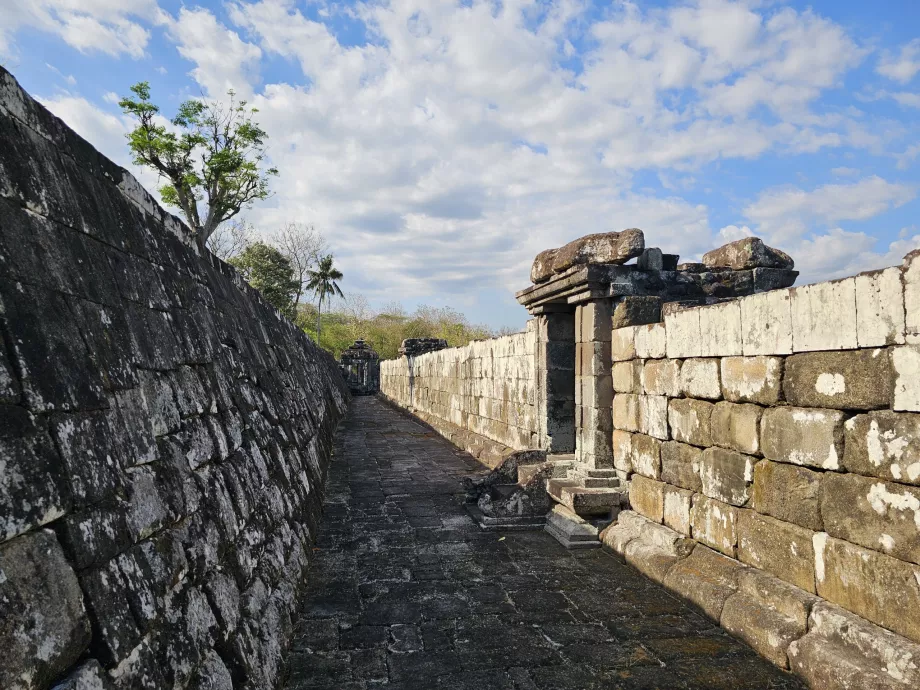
306, 255, 344, 348
119, 82, 277, 250
228, 242, 300, 319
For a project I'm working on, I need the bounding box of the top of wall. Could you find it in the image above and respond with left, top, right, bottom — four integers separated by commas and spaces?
612, 258, 919, 361
382, 320, 536, 365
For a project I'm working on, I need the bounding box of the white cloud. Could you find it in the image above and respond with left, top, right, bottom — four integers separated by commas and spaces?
878, 38, 920, 84
831, 167, 859, 177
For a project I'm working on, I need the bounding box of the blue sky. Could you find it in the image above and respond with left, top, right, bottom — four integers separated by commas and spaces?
2, 0, 919, 330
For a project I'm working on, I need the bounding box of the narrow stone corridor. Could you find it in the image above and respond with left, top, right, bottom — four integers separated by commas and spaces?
282, 397, 802, 689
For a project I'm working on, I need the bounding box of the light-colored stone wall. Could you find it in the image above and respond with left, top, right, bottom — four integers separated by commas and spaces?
380, 323, 539, 450
606, 255, 920, 687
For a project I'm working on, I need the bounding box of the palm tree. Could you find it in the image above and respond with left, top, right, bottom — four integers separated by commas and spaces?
306, 254, 344, 347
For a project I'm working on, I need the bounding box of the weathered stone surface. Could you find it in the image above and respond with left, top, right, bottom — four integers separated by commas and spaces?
691, 495, 738, 557
761, 406, 846, 470
623, 517, 695, 584
815, 534, 920, 645
0, 530, 90, 690
740, 289, 794, 356
753, 267, 799, 292
530, 247, 559, 283
612, 393, 640, 432
906, 249, 920, 345
661, 441, 703, 492
711, 401, 762, 455
50, 660, 112, 690
630, 474, 665, 522
699, 447, 756, 507
630, 433, 661, 479
789, 601, 920, 690
664, 545, 745, 620
612, 296, 661, 329
612, 429, 633, 473
703, 237, 794, 271
821, 472, 920, 566
663, 484, 694, 535
722, 570, 818, 669
678, 358, 721, 400
698, 300, 743, 357
612, 360, 641, 393
600, 509, 647, 553
893, 346, 920, 412
547, 229, 645, 278
751, 460, 824, 531
668, 398, 713, 447
665, 305, 701, 359
791, 278, 859, 352
642, 359, 680, 397
737, 511, 816, 593
855, 267, 907, 347
638, 394, 669, 440
784, 350, 892, 410
720, 355, 782, 405
844, 411, 920, 485
610, 326, 637, 362
634, 322, 667, 359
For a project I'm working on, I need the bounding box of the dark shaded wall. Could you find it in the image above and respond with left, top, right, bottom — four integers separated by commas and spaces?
0, 67, 349, 689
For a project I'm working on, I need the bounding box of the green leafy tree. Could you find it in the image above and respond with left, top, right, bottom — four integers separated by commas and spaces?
119, 82, 277, 250
306, 254, 344, 347
229, 242, 299, 319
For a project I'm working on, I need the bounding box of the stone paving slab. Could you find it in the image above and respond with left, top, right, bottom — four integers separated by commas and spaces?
282, 396, 803, 690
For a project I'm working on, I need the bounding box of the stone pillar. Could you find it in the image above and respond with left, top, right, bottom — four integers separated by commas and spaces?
536, 311, 575, 453
575, 299, 614, 469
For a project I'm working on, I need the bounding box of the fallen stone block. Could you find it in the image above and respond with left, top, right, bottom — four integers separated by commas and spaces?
761, 406, 846, 470
750, 460, 824, 531
668, 398, 713, 447
703, 237, 794, 271
788, 601, 920, 689
720, 355, 782, 405
783, 349, 892, 410
737, 510, 817, 593
722, 569, 819, 668
814, 534, 920, 645
663, 544, 745, 620
530, 229, 645, 282
843, 411, 920, 485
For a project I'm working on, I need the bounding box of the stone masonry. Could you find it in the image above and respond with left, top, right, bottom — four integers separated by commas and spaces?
0, 67, 349, 689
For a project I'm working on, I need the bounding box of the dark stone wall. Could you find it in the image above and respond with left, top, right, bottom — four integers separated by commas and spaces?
0, 67, 349, 690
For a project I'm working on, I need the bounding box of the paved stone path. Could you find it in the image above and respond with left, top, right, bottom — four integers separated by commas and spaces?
282, 396, 804, 690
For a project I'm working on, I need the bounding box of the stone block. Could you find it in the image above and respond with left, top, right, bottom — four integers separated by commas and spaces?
660, 441, 702, 492
711, 401, 762, 455
855, 267, 907, 347
612, 429, 633, 473
668, 398, 713, 447
634, 322, 667, 359
638, 394, 669, 440
665, 306, 701, 359
0, 530, 91, 689
578, 300, 612, 343
751, 460, 823, 531
783, 349, 892, 410
612, 296, 661, 329
815, 534, 920, 645
789, 601, 920, 690
893, 346, 920, 412
720, 356, 782, 405
623, 516, 696, 584
703, 237, 794, 270
699, 447, 756, 506
678, 358, 721, 400
761, 406, 846, 470
722, 569, 818, 669
630, 474, 665, 523
663, 545, 744, 620
698, 300, 743, 357
612, 360, 641, 394
580, 374, 613, 409
630, 433, 661, 479
691, 495, 737, 557
600, 510, 646, 554
844, 411, 920, 485
577, 341, 612, 377
641, 359, 681, 397
740, 289, 793, 356
51, 660, 113, 690
821, 472, 920, 566
791, 278, 858, 351
611, 327, 636, 362
663, 484, 693, 535
612, 393, 640, 432
737, 510, 816, 593
906, 250, 920, 344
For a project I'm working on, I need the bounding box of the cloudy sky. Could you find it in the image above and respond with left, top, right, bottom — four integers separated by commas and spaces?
2, 0, 919, 329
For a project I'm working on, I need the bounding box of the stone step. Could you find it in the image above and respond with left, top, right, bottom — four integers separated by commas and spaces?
584, 469, 619, 478
547, 479, 627, 517
583, 477, 619, 489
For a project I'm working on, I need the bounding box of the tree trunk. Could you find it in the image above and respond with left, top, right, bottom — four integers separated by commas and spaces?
316, 294, 323, 347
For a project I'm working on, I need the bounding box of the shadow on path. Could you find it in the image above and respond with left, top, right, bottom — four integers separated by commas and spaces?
282, 396, 803, 690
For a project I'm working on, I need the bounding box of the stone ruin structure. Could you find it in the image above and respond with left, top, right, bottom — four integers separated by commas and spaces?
381, 227, 920, 689
398, 337, 449, 356
338, 339, 380, 395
